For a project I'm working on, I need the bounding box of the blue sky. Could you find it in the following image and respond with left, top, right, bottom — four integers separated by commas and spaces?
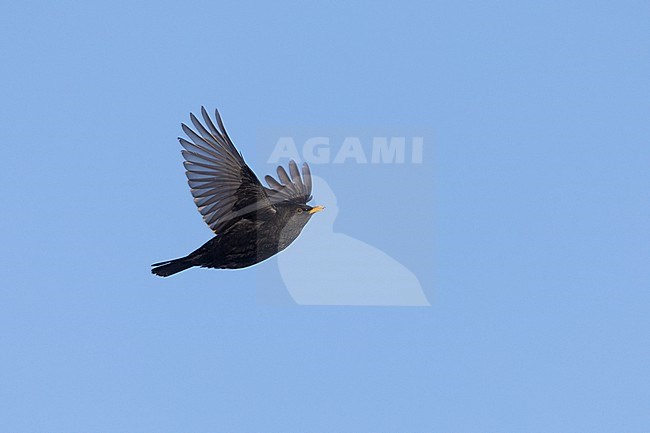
1, 1, 649, 431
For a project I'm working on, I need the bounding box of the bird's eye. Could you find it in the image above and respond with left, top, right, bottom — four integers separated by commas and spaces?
296, 208, 303, 213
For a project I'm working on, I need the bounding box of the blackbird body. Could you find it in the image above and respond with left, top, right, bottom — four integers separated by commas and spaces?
152, 107, 323, 277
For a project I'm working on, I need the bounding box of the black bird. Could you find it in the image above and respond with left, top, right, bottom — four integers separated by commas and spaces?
151, 107, 324, 277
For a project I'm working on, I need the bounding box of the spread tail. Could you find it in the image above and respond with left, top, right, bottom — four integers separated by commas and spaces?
151, 257, 195, 277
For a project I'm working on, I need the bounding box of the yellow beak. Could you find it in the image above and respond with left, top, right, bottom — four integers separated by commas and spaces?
308, 205, 325, 214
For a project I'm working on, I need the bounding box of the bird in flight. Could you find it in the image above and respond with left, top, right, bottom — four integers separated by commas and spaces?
152, 107, 324, 277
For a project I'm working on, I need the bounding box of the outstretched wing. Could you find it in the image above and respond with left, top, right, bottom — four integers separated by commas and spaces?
263, 160, 313, 205
180, 107, 275, 234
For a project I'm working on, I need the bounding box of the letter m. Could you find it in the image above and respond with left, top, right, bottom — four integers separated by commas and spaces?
371, 137, 406, 163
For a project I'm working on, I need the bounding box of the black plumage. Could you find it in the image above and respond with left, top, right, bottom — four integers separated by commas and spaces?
151, 107, 323, 277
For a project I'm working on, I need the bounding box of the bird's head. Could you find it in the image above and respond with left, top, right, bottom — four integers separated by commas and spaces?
282, 203, 325, 229
276, 203, 325, 249
292, 204, 325, 220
